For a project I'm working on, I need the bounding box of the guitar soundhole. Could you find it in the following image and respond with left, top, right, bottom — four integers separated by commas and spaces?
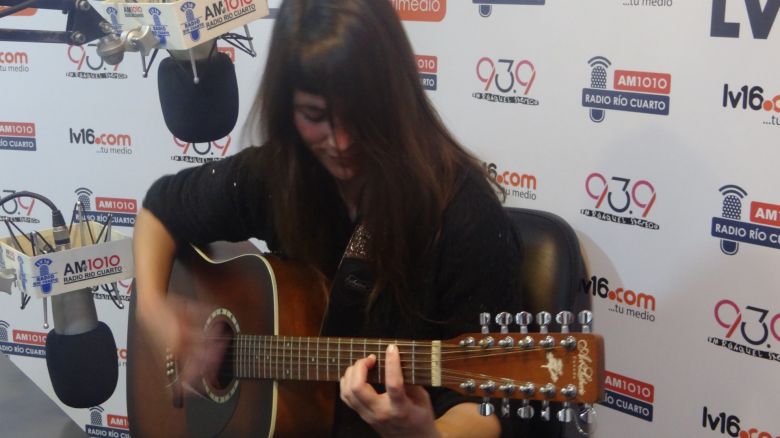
201, 311, 240, 404
212, 320, 234, 390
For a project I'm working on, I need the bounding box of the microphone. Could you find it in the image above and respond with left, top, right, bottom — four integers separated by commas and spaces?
157, 41, 239, 143
45, 210, 118, 408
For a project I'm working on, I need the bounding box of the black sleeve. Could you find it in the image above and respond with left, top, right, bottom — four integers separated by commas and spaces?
427, 177, 527, 437
142, 146, 274, 245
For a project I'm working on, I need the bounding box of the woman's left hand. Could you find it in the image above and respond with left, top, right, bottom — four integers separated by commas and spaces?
340, 344, 441, 438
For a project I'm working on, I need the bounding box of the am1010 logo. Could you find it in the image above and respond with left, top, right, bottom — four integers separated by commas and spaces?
708, 298, 780, 364
171, 136, 232, 163
580, 173, 659, 230
702, 406, 778, 438
581, 275, 656, 322
722, 84, 780, 127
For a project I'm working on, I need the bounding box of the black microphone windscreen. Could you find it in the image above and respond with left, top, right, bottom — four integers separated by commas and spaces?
45, 321, 118, 408
158, 51, 239, 144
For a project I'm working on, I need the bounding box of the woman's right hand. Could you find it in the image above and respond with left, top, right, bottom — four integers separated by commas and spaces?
132, 208, 228, 388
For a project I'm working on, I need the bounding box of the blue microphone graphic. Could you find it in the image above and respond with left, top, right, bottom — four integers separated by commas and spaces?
718, 185, 747, 255
588, 56, 611, 123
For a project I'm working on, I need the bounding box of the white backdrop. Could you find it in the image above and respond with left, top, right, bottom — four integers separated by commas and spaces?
1, 0, 778, 437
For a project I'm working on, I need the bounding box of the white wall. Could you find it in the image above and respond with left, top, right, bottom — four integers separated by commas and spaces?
1, 1, 778, 436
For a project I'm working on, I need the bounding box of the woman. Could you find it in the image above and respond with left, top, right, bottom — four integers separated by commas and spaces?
133, 0, 526, 436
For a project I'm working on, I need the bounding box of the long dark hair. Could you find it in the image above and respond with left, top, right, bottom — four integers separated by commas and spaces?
250, 0, 499, 315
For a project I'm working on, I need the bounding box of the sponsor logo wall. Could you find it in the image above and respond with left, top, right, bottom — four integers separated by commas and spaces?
0, 2, 778, 437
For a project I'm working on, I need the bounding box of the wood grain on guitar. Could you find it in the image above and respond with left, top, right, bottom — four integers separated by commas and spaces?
127, 241, 604, 437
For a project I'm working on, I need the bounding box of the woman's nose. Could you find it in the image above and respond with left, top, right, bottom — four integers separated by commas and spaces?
328, 125, 351, 152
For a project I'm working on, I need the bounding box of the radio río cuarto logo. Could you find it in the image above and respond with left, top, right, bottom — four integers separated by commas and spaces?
87, 406, 130, 438
73, 187, 138, 228
582, 56, 671, 123
601, 370, 654, 422
416, 54, 438, 91
581, 172, 659, 230
0, 320, 47, 359
711, 184, 780, 255
0, 121, 36, 151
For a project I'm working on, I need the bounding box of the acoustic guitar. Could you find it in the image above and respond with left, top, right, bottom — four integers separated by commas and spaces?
127, 241, 604, 437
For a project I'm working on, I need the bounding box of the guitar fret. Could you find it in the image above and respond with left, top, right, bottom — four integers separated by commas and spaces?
238, 335, 243, 379
337, 338, 341, 378
350, 338, 354, 369
307, 337, 311, 381
411, 341, 415, 385
316, 337, 320, 381
377, 339, 382, 384
298, 336, 301, 380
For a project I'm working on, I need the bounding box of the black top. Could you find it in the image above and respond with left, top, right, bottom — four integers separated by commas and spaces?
144, 145, 539, 437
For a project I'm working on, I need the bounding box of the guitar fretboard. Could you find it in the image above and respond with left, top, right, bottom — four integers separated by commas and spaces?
232, 335, 442, 386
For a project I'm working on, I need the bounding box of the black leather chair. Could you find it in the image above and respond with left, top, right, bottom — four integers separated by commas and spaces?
504, 207, 591, 437
505, 207, 589, 318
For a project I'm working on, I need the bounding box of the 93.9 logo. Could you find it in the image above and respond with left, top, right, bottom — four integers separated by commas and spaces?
171, 136, 232, 163
66, 45, 127, 79
714, 299, 780, 349
0, 190, 40, 223
473, 57, 539, 105
580, 173, 659, 230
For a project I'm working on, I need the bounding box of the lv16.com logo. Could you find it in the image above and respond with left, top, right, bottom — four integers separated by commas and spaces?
710, 0, 778, 39
702, 406, 778, 438
722, 84, 780, 127
581, 275, 656, 322
483, 162, 537, 201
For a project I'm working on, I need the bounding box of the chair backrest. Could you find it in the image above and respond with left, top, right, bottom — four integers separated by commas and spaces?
504, 207, 589, 318
504, 207, 591, 437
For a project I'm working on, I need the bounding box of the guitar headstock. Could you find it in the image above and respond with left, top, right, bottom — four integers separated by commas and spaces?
440, 310, 604, 423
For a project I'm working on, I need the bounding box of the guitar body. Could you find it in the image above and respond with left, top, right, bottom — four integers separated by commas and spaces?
127, 241, 336, 437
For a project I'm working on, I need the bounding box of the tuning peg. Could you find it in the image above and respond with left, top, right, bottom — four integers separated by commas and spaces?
536, 311, 552, 334
501, 398, 511, 418
459, 379, 476, 393
578, 310, 593, 333
540, 401, 551, 421
480, 312, 491, 334
557, 404, 575, 423
479, 381, 497, 394
458, 336, 475, 347
555, 311, 574, 333
479, 397, 495, 416
495, 312, 513, 334
517, 400, 535, 419
519, 382, 536, 397
539, 383, 556, 398
561, 384, 577, 399
578, 404, 597, 426
515, 311, 532, 334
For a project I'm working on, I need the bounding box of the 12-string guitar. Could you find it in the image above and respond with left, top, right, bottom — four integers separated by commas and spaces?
127, 241, 604, 437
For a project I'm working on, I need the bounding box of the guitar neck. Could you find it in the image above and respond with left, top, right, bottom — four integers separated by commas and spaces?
233, 335, 442, 386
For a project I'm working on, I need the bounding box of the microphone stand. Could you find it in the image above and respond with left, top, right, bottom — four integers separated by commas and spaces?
0, 0, 108, 45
